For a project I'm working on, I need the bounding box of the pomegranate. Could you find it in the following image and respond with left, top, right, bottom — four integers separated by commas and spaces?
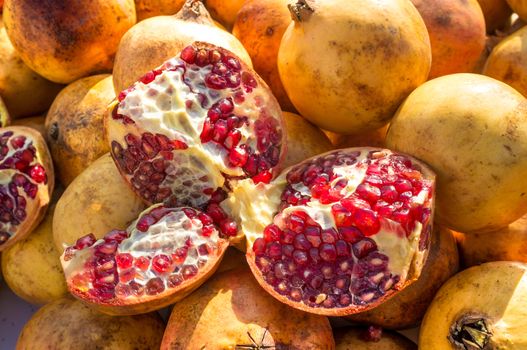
483, 26, 527, 97
2, 192, 68, 304
233, 0, 296, 112
0, 95, 10, 128
346, 226, 459, 329
134, 0, 185, 21
410, 0, 486, 78
420, 262, 527, 349
3, 0, 136, 84
387, 73, 527, 233
16, 297, 165, 349
334, 327, 417, 350
61, 205, 230, 315
233, 147, 435, 316
12, 116, 45, 138
277, 0, 431, 134
477, 0, 512, 33
204, 0, 246, 30
507, 0, 527, 21
107, 41, 284, 240
45, 74, 113, 186
112, 0, 252, 94
161, 268, 335, 349
0, 126, 54, 252
53, 154, 145, 252
326, 126, 389, 150
283, 111, 333, 169
455, 214, 527, 267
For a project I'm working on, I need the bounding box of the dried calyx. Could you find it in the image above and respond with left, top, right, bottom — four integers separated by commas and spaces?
449, 316, 492, 350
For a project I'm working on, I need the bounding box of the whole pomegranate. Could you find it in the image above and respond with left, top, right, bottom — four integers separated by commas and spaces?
205, 0, 246, 30
53, 153, 145, 252
12, 116, 45, 138
134, 0, 185, 20
45, 75, 113, 186
326, 125, 389, 149
420, 262, 527, 349
161, 268, 335, 349
484, 26, 527, 97
277, 0, 431, 134
0, 19, 62, 118
0, 126, 54, 252
16, 297, 165, 350
233, 0, 296, 112
455, 214, 527, 267
410, 0, 486, 78
346, 226, 459, 329
112, 0, 251, 94
3, 0, 136, 84
235, 147, 435, 316
386, 73, 527, 233
507, 0, 527, 21
334, 327, 416, 350
477, 0, 512, 33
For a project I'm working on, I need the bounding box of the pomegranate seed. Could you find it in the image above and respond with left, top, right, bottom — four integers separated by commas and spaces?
293, 234, 311, 251
339, 227, 364, 243
182, 265, 198, 279
263, 224, 282, 242
267, 242, 282, 259
206, 203, 226, 222
74, 234, 97, 249
331, 204, 353, 227
293, 250, 308, 265
134, 256, 151, 271
136, 214, 156, 232
335, 240, 350, 256
218, 98, 234, 114
220, 218, 238, 236
305, 227, 322, 247
212, 119, 228, 143
380, 185, 398, 203
252, 170, 272, 184
206, 74, 227, 89
115, 253, 133, 269
167, 274, 183, 288
321, 229, 337, 244
145, 277, 165, 295
288, 214, 305, 233
282, 244, 294, 257
356, 183, 381, 203
253, 238, 266, 254
10, 136, 25, 149
152, 254, 173, 274
353, 208, 381, 236
352, 238, 377, 259
180, 45, 197, 63
172, 247, 188, 264
195, 49, 209, 66
224, 130, 242, 149
319, 244, 337, 262
104, 230, 128, 243
228, 147, 248, 167
96, 241, 118, 255
394, 179, 412, 193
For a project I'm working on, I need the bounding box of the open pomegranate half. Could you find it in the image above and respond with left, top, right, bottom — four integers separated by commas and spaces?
106, 42, 285, 239
228, 148, 435, 316
0, 126, 53, 251
61, 205, 229, 315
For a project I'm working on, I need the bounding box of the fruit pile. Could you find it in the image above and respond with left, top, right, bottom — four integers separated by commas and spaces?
0, 0, 526, 348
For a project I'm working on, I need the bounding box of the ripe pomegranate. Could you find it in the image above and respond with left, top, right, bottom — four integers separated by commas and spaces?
334, 327, 416, 349
0, 18, 62, 118
410, 0, 486, 78
161, 268, 335, 349
53, 154, 145, 252
346, 226, 459, 329
235, 147, 435, 316
0, 126, 54, 252
326, 126, 389, 149
455, 214, 527, 267
0, 95, 10, 127
12, 116, 45, 138
420, 262, 527, 349
16, 297, 165, 349
283, 112, 333, 169
386, 73, 527, 233
112, 0, 251, 94
483, 26, 527, 97
107, 42, 284, 239
507, 0, 527, 21
3, 0, 136, 84
478, 0, 512, 33
277, 0, 431, 134
61, 205, 230, 315
233, 0, 296, 112
45, 75, 113, 186
205, 0, 246, 30
134, 0, 185, 21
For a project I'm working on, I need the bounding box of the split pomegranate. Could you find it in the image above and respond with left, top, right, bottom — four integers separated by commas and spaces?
106, 42, 284, 238
61, 205, 229, 315
0, 126, 53, 252
232, 148, 435, 316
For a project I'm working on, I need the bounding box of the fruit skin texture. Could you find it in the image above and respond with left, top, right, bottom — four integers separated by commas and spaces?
53, 153, 145, 252
3, 0, 136, 84
113, 0, 251, 94
205, 0, 246, 30
477, 0, 512, 33
16, 297, 165, 350
1, 196, 67, 304
282, 112, 333, 168
455, 214, 527, 267
410, 0, 486, 78
507, 0, 527, 21
0, 94, 10, 127
0, 19, 62, 118
484, 26, 527, 98
12, 115, 45, 138
334, 327, 416, 350
346, 226, 459, 329
233, 0, 296, 112
277, 0, 431, 134
45, 75, 113, 186
325, 125, 389, 149
161, 268, 335, 349
386, 73, 527, 234
134, 0, 185, 20
420, 262, 527, 349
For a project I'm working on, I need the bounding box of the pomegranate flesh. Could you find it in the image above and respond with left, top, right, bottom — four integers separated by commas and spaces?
233, 148, 435, 316
61, 205, 229, 315
106, 42, 284, 238
0, 126, 53, 251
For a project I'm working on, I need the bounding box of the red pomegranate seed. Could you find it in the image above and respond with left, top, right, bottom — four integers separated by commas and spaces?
172, 247, 188, 264
134, 256, 151, 271
335, 240, 350, 256
180, 45, 197, 63
356, 183, 381, 203
353, 208, 381, 236
74, 234, 97, 249
293, 234, 311, 251
319, 244, 337, 262
394, 179, 412, 193
267, 242, 282, 259
104, 230, 128, 243
10, 136, 26, 149
152, 254, 173, 274
339, 227, 364, 243
331, 204, 353, 227
352, 238, 377, 259
228, 148, 248, 167
263, 224, 282, 242
145, 277, 165, 295
115, 253, 133, 269
321, 229, 337, 244
182, 265, 198, 279
96, 241, 118, 255
206, 203, 226, 222
293, 250, 308, 265
252, 170, 272, 184
136, 214, 156, 232
220, 218, 238, 236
